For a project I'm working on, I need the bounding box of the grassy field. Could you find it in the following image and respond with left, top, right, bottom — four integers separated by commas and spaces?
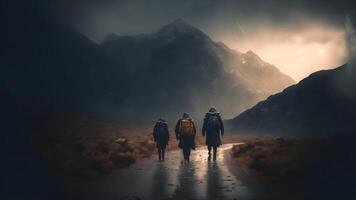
230, 136, 356, 199
231, 137, 331, 179
29, 114, 272, 182
30, 116, 168, 179
29, 115, 243, 180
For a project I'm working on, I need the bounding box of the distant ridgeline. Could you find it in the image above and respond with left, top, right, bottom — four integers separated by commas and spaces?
227, 64, 356, 136
3, 13, 294, 121
228, 14, 356, 136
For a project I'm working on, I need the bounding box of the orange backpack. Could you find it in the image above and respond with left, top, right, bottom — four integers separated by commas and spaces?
179, 119, 194, 137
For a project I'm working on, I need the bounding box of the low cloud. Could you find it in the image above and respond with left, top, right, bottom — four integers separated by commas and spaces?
222, 22, 348, 81
39, 0, 354, 80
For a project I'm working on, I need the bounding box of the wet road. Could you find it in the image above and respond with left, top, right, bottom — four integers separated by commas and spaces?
70, 143, 254, 200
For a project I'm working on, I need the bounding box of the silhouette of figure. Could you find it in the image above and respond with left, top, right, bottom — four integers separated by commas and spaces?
202, 107, 224, 161
153, 118, 169, 161
175, 113, 196, 161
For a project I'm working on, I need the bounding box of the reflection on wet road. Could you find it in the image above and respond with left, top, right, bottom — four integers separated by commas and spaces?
74, 143, 251, 200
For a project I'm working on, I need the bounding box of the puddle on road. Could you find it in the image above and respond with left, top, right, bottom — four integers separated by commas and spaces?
74, 143, 250, 200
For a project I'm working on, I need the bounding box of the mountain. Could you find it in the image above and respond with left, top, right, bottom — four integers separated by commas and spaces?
227, 64, 356, 135
1, 7, 118, 115
2, 14, 294, 121
101, 19, 294, 119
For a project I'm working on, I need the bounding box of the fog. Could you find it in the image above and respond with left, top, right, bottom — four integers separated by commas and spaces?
6, 0, 354, 121
346, 13, 356, 64
338, 13, 356, 99
223, 22, 347, 81
41, 0, 356, 81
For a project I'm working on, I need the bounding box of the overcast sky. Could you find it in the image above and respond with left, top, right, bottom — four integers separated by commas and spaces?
44, 0, 356, 80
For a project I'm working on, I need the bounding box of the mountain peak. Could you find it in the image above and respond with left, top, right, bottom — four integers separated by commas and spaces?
243, 50, 263, 62
245, 50, 258, 56
157, 19, 204, 36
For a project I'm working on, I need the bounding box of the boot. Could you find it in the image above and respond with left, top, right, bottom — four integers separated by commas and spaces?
183, 149, 190, 162
158, 149, 162, 161
162, 150, 165, 161
208, 146, 212, 161
187, 149, 191, 162
213, 147, 217, 161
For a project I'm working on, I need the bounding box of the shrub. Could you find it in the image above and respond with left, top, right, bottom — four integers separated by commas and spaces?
110, 153, 135, 168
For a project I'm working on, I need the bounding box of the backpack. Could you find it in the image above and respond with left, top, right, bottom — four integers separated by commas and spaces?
179, 119, 194, 137
156, 122, 167, 133
154, 122, 168, 138
206, 114, 220, 130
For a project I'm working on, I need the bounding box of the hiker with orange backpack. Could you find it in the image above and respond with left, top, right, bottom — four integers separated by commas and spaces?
175, 113, 196, 161
202, 107, 224, 161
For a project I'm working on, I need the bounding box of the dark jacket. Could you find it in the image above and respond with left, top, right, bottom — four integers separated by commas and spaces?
202, 113, 224, 147
175, 118, 196, 150
153, 121, 169, 149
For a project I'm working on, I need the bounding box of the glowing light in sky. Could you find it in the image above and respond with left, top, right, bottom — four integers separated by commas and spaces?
216, 23, 348, 81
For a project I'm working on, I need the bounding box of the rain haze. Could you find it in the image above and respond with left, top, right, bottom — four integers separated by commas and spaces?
3, 1, 356, 200
45, 0, 356, 81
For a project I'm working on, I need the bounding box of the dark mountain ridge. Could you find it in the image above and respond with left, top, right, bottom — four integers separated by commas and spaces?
228, 64, 356, 135
101, 19, 294, 120
3, 14, 294, 121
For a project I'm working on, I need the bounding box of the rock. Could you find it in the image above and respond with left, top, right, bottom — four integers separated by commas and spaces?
254, 139, 264, 146
110, 154, 135, 167
275, 137, 285, 144
232, 143, 254, 157
115, 138, 127, 144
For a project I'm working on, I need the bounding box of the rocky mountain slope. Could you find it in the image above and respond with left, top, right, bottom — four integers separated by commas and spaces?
101, 19, 294, 119
2, 15, 294, 121
228, 65, 356, 135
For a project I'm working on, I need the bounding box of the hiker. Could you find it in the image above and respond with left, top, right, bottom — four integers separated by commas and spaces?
202, 107, 224, 161
175, 113, 196, 162
153, 118, 170, 161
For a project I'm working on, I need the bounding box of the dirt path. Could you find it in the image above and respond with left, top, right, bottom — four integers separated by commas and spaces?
63, 143, 256, 200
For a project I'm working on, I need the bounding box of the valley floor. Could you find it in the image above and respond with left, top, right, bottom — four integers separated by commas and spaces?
30, 116, 246, 180
30, 116, 356, 200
